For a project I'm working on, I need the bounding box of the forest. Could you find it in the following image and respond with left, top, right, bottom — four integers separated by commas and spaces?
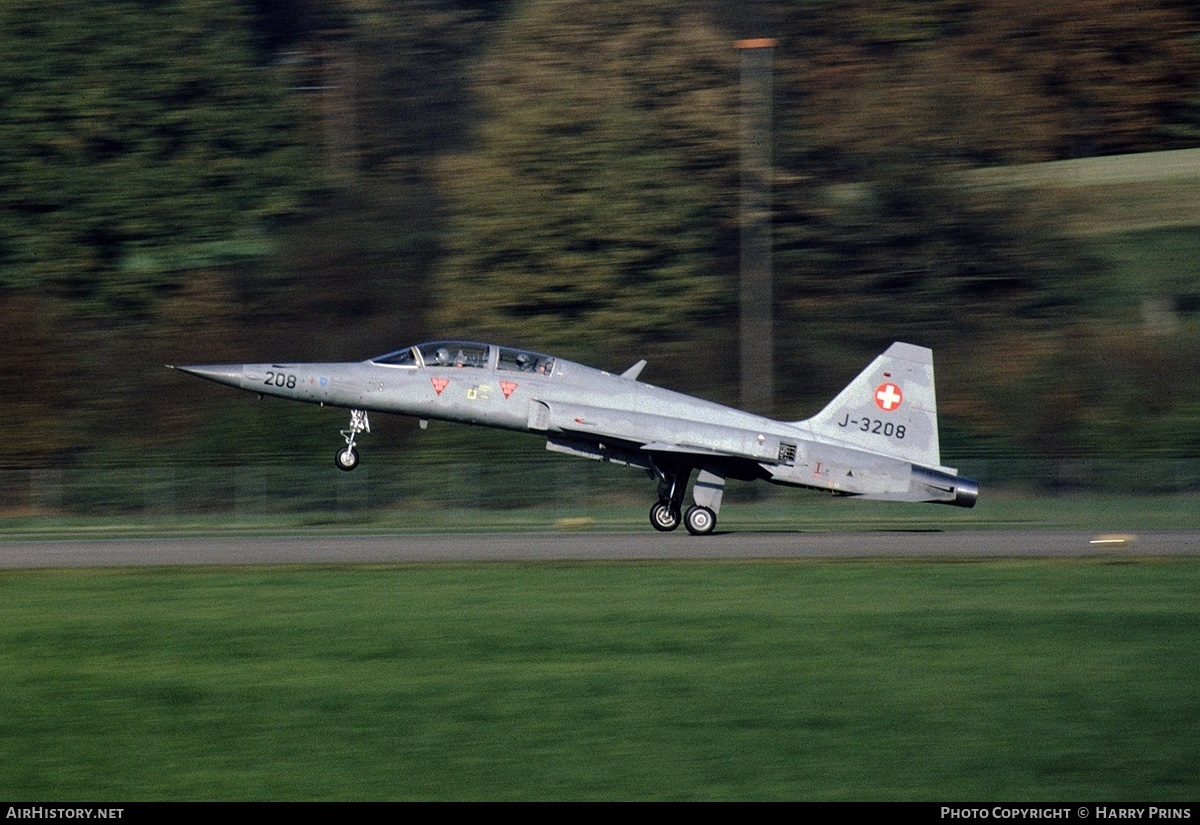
3, 0, 1200, 502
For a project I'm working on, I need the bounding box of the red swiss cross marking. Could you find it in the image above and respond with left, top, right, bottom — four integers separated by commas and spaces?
500, 381, 518, 399
431, 377, 450, 396
874, 383, 903, 411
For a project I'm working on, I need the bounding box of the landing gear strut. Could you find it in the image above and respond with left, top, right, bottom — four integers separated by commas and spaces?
335, 409, 369, 472
648, 461, 690, 532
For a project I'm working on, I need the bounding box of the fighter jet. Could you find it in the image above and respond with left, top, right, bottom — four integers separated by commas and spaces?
170, 340, 977, 534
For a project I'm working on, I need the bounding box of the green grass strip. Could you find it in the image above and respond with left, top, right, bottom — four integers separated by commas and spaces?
1, 558, 1196, 800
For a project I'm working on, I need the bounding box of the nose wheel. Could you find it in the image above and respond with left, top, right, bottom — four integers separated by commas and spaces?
335, 445, 360, 471
335, 409, 369, 472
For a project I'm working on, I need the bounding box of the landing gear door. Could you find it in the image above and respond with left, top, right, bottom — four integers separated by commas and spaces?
528, 400, 550, 431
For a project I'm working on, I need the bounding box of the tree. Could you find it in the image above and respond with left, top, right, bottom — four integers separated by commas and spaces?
433, 0, 742, 370
785, 0, 1200, 165
756, 0, 1196, 412
0, 0, 320, 315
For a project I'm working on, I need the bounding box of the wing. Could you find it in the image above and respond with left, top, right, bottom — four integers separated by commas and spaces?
530, 400, 779, 477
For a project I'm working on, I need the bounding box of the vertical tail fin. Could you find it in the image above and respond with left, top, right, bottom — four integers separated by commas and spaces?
795, 342, 943, 468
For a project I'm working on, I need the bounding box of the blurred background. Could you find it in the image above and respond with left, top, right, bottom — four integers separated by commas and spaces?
3, 0, 1200, 517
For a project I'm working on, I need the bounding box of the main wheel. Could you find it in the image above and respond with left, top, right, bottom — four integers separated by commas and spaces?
684, 505, 716, 536
649, 501, 680, 532
335, 446, 360, 472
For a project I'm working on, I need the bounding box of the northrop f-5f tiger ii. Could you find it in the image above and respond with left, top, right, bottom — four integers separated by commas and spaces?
171, 340, 978, 534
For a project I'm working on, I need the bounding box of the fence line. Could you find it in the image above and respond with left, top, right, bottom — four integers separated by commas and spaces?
3, 455, 1199, 518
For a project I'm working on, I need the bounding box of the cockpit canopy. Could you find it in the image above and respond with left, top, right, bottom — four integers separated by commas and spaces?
371, 341, 556, 375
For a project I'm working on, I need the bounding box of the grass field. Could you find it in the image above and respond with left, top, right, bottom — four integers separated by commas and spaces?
1, 557, 1196, 801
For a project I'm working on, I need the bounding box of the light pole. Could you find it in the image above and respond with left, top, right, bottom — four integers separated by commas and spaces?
737, 38, 776, 416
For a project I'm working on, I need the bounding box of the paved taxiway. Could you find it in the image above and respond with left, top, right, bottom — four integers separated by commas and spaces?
1, 530, 1197, 569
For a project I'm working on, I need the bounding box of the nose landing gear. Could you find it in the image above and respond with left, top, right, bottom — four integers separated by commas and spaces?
335, 409, 370, 472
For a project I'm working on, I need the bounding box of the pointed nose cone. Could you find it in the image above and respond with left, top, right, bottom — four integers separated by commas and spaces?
170, 364, 247, 390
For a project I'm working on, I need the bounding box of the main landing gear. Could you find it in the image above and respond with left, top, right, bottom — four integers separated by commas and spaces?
648, 462, 723, 536
651, 500, 718, 536
650, 500, 681, 532
335, 409, 370, 472
684, 504, 716, 535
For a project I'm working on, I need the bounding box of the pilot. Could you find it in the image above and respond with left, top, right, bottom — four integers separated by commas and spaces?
435, 347, 450, 365
515, 353, 531, 371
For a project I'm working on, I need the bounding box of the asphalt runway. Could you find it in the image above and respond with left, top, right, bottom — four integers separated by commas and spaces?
1, 530, 1197, 569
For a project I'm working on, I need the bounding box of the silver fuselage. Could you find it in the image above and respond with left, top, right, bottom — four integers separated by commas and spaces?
176, 341, 978, 506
